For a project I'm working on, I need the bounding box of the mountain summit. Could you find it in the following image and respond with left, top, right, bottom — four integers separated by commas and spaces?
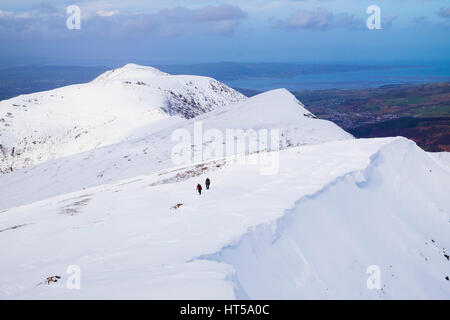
92, 63, 170, 83
0, 64, 245, 173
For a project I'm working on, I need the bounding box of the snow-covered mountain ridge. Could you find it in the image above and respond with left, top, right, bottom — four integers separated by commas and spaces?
0, 137, 448, 299
0, 64, 245, 173
0, 88, 351, 211
0, 64, 448, 300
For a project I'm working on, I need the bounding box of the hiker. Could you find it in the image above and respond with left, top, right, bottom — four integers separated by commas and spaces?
196, 183, 202, 195
205, 178, 211, 190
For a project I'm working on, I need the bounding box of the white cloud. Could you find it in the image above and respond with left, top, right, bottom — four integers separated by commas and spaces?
96, 10, 120, 17
270, 7, 363, 31
0, 4, 248, 39
0, 10, 15, 18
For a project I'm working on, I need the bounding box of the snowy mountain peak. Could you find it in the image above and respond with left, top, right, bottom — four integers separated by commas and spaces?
92, 63, 170, 83
0, 64, 245, 173
191, 88, 351, 149
244, 88, 315, 118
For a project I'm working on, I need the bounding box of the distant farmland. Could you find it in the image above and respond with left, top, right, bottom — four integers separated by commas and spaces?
293, 83, 450, 152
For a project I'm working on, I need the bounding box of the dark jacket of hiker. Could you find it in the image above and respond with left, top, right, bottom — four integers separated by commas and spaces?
205, 178, 211, 189
197, 184, 202, 195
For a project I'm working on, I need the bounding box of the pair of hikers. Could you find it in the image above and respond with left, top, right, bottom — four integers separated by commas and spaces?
196, 178, 210, 195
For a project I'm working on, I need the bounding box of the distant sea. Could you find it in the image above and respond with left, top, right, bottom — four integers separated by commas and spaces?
1, 62, 450, 101
223, 63, 450, 91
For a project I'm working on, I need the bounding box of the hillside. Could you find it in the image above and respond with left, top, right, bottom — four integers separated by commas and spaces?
0, 64, 245, 173
0, 137, 449, 299
294, 83, 450, 151
0, 88, 352, 211
348, 117, 450, 152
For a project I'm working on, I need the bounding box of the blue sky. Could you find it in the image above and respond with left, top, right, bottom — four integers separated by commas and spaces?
0, 0, 449, 66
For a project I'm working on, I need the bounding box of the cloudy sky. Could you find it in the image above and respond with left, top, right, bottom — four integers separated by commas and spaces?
0, 0, 449, 65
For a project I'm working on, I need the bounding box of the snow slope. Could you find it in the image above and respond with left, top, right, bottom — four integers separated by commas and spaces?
430, 152, 450, 172
0, 89, 352, 211
211, 139, 450, 299
0, 137, 448, 299
0, 63, 245, 173
0, 66, 448, 299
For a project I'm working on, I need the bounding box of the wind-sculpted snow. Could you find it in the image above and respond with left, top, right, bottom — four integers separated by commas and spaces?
0, 64, 245, 173
202, 138, 450, 299
0, 137, 448, 299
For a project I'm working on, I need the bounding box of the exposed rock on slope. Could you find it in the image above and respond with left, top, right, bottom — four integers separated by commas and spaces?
0, 64, 245, 173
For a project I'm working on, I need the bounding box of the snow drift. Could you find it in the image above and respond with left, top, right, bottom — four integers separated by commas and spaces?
206, 138, 450, 299
0, 137, 448, 299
